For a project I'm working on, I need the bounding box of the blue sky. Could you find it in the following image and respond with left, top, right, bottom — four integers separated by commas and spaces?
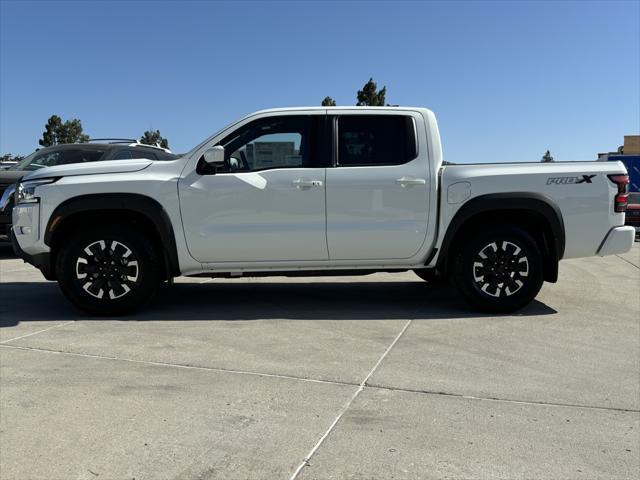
1, 0, 638, 162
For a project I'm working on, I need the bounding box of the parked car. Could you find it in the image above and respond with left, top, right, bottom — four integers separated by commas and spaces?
625, 192, 640, 235
0, 141, 176, 239
11, 107, 635, 315
0, 160, 19, 170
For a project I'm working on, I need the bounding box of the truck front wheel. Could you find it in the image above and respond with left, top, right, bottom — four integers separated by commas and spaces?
450, 226, 544, 313
56, 226, 161, 315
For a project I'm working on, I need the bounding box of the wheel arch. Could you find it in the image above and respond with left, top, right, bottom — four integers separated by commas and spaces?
45, 193, 180, 280
436, 193, 565, 283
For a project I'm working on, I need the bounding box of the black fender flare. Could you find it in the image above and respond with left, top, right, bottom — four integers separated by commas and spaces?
45, 193, 180, 277
436, 192, 565, 279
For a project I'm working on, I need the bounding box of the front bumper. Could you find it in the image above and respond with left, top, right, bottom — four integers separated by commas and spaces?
10, 227, 55, 280
597, 226, 636, 256
11, 202, 55, 280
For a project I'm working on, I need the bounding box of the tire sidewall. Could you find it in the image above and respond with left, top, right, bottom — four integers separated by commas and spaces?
451, 226, 543, 313
56, 227, 160, 315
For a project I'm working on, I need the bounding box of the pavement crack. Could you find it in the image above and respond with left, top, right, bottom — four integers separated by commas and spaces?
615, 253, 640, 270
366, 384, 640, 413
0, 321, 75, 344
2, 335, 636, 417
0, 343, 356, 388
288, 319, 413, 480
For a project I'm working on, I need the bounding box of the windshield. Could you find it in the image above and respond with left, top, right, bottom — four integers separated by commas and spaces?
13, 148, 106, 171
10, 151, 38, 170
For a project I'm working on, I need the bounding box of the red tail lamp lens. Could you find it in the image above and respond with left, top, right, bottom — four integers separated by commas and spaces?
608, 174, 629, 213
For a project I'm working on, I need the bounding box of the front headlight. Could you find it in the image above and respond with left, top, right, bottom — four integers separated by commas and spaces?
15, 178, 57, 204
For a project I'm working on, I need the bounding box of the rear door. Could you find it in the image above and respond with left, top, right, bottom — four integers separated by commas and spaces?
325, 111, 430, 260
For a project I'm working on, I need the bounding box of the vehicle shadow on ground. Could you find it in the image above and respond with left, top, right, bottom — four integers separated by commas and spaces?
0, 279, 557, 327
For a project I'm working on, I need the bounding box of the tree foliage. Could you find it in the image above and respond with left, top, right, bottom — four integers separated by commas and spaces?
39, 115, 89, 146
58, 119, 89, 145
541, 150, 554, 162
140, 130, 169, 149
321, 96, 337, 106
356, 77, 387, 106
40, 115, 62, 147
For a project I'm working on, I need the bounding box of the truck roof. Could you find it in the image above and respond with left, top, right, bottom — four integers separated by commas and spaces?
249, 106, 433, 115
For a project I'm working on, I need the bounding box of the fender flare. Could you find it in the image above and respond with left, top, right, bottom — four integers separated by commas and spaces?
436, 192, 565, 275
45, 193, 180, 276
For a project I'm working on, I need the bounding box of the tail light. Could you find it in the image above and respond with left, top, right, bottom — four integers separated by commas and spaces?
607, 174, 629, 213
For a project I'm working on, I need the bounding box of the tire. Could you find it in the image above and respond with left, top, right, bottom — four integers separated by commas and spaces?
449, 226, 543, 313
56, 226, 162, 316
414, 268, 448, 285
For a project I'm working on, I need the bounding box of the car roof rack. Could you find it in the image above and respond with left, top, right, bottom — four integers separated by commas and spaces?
87, 138, 137, 144
87, 138, 172, 153
131, 142, 173, 153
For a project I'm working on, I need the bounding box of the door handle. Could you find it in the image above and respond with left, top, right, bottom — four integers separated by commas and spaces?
292, 179, 323, 189
396, 177, 426, 187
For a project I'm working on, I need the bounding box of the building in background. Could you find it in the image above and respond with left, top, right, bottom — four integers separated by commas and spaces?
598, 135, 640, 193
246, 142, 300, 170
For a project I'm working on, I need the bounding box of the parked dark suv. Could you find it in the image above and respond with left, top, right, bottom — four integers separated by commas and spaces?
625, 192, 640, 236
0, 141, 177, 239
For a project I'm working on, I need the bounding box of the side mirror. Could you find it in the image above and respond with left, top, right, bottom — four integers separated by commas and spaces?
202, 145, 225, 170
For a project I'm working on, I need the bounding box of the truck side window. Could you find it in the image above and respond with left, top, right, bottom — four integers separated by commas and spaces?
216, 116, 312, 172
129, 149, 158, 160
112, 150, 133, 160
337, 115, 417, 166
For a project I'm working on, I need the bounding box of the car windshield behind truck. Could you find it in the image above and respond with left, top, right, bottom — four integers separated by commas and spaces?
13, 148, 107, 171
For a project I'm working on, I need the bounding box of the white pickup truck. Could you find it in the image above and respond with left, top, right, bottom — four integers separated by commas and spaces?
11, 107, 634, 315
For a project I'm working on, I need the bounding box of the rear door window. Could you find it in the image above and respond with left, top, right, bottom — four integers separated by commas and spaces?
337, 115, 417, 167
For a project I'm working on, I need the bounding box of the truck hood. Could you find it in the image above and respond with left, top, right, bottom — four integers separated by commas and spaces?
22, 159, 153, 181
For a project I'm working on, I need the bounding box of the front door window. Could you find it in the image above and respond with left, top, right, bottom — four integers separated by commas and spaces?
214, 116, 312, 173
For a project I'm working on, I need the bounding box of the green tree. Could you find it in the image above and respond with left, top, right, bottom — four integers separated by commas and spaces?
356, 77, 387, 106
39, 115, 62, 147
140, 130, 169, 149
39, 115, 89, 146
57, 119, 89, 144
541, 150, 554, 162
321, 96, 337, 106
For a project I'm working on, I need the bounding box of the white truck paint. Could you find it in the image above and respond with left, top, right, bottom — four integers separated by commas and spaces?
12, 107, 635, 314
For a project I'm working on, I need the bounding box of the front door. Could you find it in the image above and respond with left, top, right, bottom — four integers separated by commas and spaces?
178, 114, 328, 263
325, 112, 430, 260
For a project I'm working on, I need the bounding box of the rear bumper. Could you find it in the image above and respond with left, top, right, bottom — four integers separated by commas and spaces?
597, 226, 636, 256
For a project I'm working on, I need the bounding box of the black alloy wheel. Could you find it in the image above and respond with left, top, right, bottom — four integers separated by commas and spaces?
56, 226, 161, 315
450, 226, 544, 313
471, 240, 529, 298
75, 239, 140, 300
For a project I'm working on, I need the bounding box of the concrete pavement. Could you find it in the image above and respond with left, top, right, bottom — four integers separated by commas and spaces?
1, 244, 639, 479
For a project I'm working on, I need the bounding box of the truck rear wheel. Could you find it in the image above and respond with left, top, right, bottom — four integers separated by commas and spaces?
450, 226, 543, 313
56, 226, 161, 315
